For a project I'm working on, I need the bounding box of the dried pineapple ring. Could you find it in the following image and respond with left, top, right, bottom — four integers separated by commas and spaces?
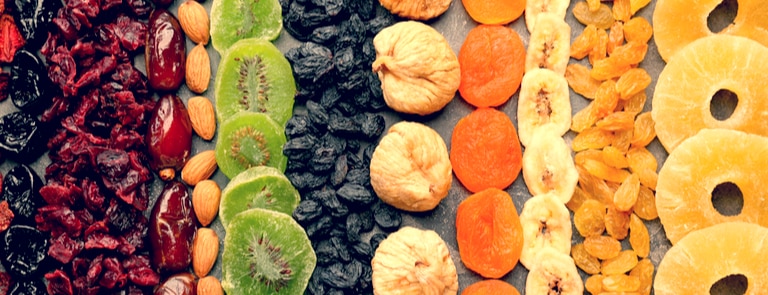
652, 35, 768, 153
654, 222, 768, 294
653, 0, 768, 61
656, 129, 768, 244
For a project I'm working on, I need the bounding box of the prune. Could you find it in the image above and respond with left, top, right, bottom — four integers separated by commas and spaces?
1, 164, 44, 225
293, 199, 324, 225
146, 94, 192, 180
337, 183, 374, 206
8, 278, 46, 295
369, 232, 388, 250
321, 260, 362, 289
1, 225, 50, 278
11, 0, 60, 49
0, 112, 47, 163
145, 9, 186, 92
373, 201, 402, 232
148, 181, 196, 274
10, 49, 53, 112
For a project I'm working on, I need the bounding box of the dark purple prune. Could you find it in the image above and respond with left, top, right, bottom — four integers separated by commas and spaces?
311, 25, 338, 45
369, 232, 387, 250
0, 112, 47, 163
1, 164, 44, 225
287, 171, 328, 191
337, 184, 374, 206
345, 213, 363, 242
305, 215, 333, 238
293, 199, 324, 225
373, 200, 402, 232
1, 225, 50, 278
8, 278, 46, 295
329, 154, 348, 187
313, 188, 348, 218
358, 113, 385, 139
344, 168, 370, 186
321, 260, 362, 289
11, 0, 60, 49
10, 49, 53, 113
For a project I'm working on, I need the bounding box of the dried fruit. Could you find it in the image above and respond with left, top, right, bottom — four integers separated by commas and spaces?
518, 193, 572, 269
10, 49, 53, 113
215, 112, 287, 179
462, 279, 521, 295
630, 113, 656, 148
0, 14, 24, 63
573, 1, 614, 29
615, 68, 651, 100
147, 94, 193, 181
149, 181, 197, 274
603, 274, 641, 292
192, 180, 222, 227
379, 0, 451, 20
566, 63, 601, 98
630, 258, 653, 295
178, 0, 210, 44
525, 247, 584, 295
198, 276, 224, 295
192, 228, 220, 277
571, 243, 601, 275
0, 225, 49, 278
155, 273, 196, 295
146, 9, 186, 92
219, 166, 300, 227
187, 96, 217, 141
186, 43, 212, 94
372, 21, 460, 115
0, 112, 47, 163
517, 68, 572, 147
613, 173, 640, 211
525, 0, 569, 32
181, 150, 218, 186
583, 235, 621, 260
633, 185, 657, 220
1, 165, 43, 226
585, 274, 604, 294
462, 0, 525, 24
209, 0, 282, 52
574, 199, 606, 238
605, 205, 631, 240
525, 14, 571, 75
601, 250, 638, 275
623, 17, 653, 44
629, 214, 650, 258
521, 129, 579, 203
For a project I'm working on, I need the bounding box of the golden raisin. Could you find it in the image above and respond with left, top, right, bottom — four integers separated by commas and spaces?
630, 112, 655, 147
611, 41, 648, 65
626, 146, 657, 173
630, 258, 654, 295
635, 168, 657, 191
575, 199, 607, 237
612, 0, 632, 23
600, 146, 629, 169
596, 111, 636, 131
572, 243, 602, 274
589, 28, 609, 65
622, 92, 646, 115
566, 63, 602, 98
605, 205, 631, 240
575, 149, 604, 166
633, 185, 658, 220
574, 1, 614, 29
585, 274, 604, 295
613, 173, 640, 211
616, 68, 652, 99
590, 57, 633, 80
584, 235, 622, 260
567, 186, 591, 212
623, 17, 652, 43
607, 21, 624, 55
572, 25, 600, 60
602, 274, 641, 292
593, 80, 620, 118
580, 158, 630, 184
572, 103, 600, 133
573, 127, 615, 151
611, 129, 633, 152
629, 214, 650, 257
577, 165, 617, 205
601, 250, 638, 275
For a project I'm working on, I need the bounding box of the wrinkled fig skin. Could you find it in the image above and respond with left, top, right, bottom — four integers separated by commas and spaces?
146, 9, 186, 92
149, 181, 197, 274
154, 272, 197, 295
147, 94, 193, 173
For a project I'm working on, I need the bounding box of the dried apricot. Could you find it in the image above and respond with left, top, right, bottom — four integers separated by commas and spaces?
572, 243, 601, 274
615, 68, 651, 99
613, 173, 640, 211
461, 0, 525, 24
458, 25, 526, 107
602, 274, 641, 292
583, 235, 621, 260
604, 205, 630, 239
566, 63, 601, 98
456, 188, 523, 278
571, 25, 599, 60
450, 108, 523, 192
574, 199, 607, 238
623, 17, 652, 44
629, 214, 650, 257
633, 185, 658, 220
601, 250, 638, 275
572, 127, 614, 151
573, 1, 614, 29
629, 112, 655, 147
462, 279, 521, 295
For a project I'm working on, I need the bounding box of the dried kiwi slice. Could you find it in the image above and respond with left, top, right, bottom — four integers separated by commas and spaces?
214, 38, 296, 126
219, 166, 300, 227
210, 0, 282, 53
215, 112, 287, 179
221, 208, 316, 295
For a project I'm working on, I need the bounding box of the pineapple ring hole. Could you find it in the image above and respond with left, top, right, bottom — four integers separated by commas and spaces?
710, 274, 748, 295
707, 0, 738, 34
711, 182, 743, 216
709, 89, 739, 121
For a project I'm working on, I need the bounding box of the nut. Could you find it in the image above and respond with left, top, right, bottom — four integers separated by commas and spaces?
192, 228, 219, 277
178, 0, 210, 45
181, 150, 217, 186
192, 180, 221, 227
187, 96, 216, 140
186, 43, 211, 94
197, 276, 224, 295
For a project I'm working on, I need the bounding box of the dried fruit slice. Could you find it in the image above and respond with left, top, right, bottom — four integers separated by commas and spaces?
521, 129, 578, 203
656, 129, 768, 244
654, 222, 768, 294
209, 0, 282, 52
215, 112, 287, 179
456, 188, 523, 279
518, 192, 572, 269
652, 35, 768, 152
525, 247, 584, 295
525, 13, 571, 75
219, 166, 300, 228
221, 208, 315, 295
653, 0, 768, 61
463, 279, 520, 295
458, 24, 526, 108
517, 68, 572, 147
214, 38, 296, 126
525, 0, 569, 32
462, 0, 525, 24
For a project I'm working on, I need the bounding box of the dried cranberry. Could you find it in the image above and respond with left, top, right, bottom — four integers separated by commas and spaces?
0, 14, 24, 64
0, 201, 12, 232
45, 270, 74, 295
48, 234, 84, 264
0, 272, 10, 295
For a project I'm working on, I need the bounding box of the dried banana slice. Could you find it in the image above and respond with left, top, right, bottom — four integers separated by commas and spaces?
519, 192, 573, 269
525, 0, 569, 32
517, 68, 572, 147
525, 13, 571, 76
522, 128, 578, 203
371, 226, 459, 295
526, 247, 584, 295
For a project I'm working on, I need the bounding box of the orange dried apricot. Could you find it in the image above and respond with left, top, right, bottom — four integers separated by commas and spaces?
458, 25, 526, 108
461, 279, 521, 295
456, 188, 523, 278
629, 213, 650, 257
461, 0, 525, 25
574, 199, 607, 238
601, 249, 638, 275
584, 235, 622, 260
450, 108, 523, 192
572, 243, 601, 274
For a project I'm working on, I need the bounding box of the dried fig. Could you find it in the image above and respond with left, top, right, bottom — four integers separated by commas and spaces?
372, 21, 460, 116
371, 226, 459, 295
379, 0, 452, 20
369, 122, 452, 212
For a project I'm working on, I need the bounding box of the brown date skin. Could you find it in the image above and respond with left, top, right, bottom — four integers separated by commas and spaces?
149, 181, 197, 274
147, 94, 192, 177
154, 272, 197, 295
146, 9, 185, 92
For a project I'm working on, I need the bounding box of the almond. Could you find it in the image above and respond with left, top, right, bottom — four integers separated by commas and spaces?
197, 276, 224, 295
178, 0, 209, 45
181, 150, 217, 186
187, 96, 216, 140
192, 228, 219, 277
192, 180, 221, 227
186, 43, 211, 94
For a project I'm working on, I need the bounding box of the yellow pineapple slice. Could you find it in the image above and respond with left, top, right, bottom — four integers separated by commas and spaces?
652, 35, 768, 153
654, 222, 768, 294
653, 0, 768, 61
656, 129, 768, 244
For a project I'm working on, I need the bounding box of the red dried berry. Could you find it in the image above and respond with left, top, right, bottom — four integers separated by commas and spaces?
0, 14, 24, 64
0, 201, 12, 232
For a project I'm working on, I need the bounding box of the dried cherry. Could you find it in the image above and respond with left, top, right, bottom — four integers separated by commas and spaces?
10, 49, 53, 112
0, 225, 50, 279
11, 0, 60, 49
0, 112, 47, 163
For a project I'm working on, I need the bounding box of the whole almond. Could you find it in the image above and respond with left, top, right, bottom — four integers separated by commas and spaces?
181, 150, 217, 186
186, 43, 211, 94
178, 0, 209, 45
192, 180, 221, 227
197, 276, 224, 295
187, 96, 216, 140
192, 228, 219, 277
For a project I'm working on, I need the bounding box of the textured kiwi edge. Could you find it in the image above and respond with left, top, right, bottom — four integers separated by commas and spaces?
210, 0, 283, 54
215, 112, 287, 179
219, 166, 301, 227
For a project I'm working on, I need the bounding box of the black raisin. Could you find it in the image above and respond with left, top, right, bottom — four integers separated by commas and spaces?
306, 269, 326, 295
305, 215, 333, 238
8, 278, 47, 295
345, 213, 363, 242
0, 112, 47, 163
373, 201, 402, 232
358, 113, 385, 139
283, 134, 318, 159
1, 225, 50, 278
368, 8, 396, 35
293, 199, 324, 225
313, 188, 349, 218
287, 171, 328, 191
345, 168, 370, 186
321, 260, 362, 289
350, 0, 376, 20
310, 145, 338, 172
337, 70, 366, 92
328, 113, 361, 137
312, 0, 344, 17
329, 154, 348, 187
346, 152, 364, 169
285, 115, 316, 138
358, 209, 374, 232
329, 236, 351, 262
369, 232, 388, 250
326, 288, 345, 295
1, 164, 44, 225
336, 183, 374, 206
320, 85, 342, 109
362, 143, 376, 166
335, 14, 366, 50
306, 100, 329, 130
333, 47, 360, 78
350, 241, 373, 262
345, 139, 360, 153
314, 239, 339, 266
310, 25, 339, 45
355, 263, 373, 294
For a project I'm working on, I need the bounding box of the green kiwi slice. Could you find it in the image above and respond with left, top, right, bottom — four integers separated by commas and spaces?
215, 112, 287, 179
210, 0, 282, 53
214, 38, 296, 126
221, 208, 316, 295
219, 166, 300, 228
